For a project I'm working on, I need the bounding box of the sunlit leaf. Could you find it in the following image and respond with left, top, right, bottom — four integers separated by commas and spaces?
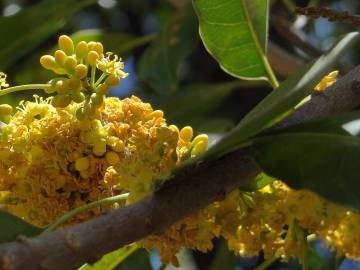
80, 244, 139, 270
193, 0, 270, 81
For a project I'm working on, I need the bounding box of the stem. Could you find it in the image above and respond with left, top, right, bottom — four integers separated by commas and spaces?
90, 65, 96, 89
95, 73, 107, 87
254, 256, 279, 270
0, 84, 51, 96
43, 193, 129, 234
263, 56, 280, 89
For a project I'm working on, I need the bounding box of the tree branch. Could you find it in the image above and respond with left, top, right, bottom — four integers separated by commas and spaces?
296, 6, 360, 27
1, 66, 360, 270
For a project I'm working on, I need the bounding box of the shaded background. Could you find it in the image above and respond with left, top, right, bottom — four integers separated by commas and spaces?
0, 0, 359, 269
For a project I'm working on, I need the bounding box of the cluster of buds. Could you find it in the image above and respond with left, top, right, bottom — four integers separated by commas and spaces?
40, 35, 128, 119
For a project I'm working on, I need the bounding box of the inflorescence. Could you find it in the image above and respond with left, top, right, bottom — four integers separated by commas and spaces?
0, 35, 358, 268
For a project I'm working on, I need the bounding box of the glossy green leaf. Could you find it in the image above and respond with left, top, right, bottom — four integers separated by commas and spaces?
204, 32, 360, 160
0, 0, 96, 70
138, 5, 198, 94
0, 210, 43, 243
80, 244, 139, 270
193, 0, 270, 81
252, 111, 360, 210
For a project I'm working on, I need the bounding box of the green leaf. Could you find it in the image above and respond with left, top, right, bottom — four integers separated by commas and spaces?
0, 0, 96, 70
138, 5, 198, 94
193, 0, 271, 81
252, 111, 360, 210
115, 248, 152, 270
80, 244, 139, 270
0, 210, 43, 243
204, 32, 360, 161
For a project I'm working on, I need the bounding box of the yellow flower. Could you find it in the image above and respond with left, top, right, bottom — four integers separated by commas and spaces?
0, 72, 9, 89
314, 70, 338, 92
97, 52, 128, 79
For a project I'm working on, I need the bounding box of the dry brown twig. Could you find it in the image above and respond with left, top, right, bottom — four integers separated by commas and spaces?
1, 65, 360, 269
296, 6, 360, 26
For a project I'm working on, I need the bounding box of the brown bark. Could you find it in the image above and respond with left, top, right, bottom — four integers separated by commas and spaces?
1, 66, 360, 270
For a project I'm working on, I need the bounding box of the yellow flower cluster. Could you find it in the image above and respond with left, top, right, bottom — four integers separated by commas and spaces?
0, 35, 208, 227
143, 181, 360, 266
40, 35, 128, 118
0, 95, 208, 226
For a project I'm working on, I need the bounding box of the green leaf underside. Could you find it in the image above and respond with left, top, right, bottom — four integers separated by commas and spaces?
138, 5, 199, 94
80, 245, 139, 270
0, 0, 95, 70
253, 132, 360, 210
204, 32, 360, 161
0, 210, 43, 244
193, 0, 269, 80
253, 111, 360, 210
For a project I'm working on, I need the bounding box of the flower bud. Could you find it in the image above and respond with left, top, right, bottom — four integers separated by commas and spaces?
58, 35, 74, 55
192, 134, 208, 146
75, 156, 90, 171
93, 42, 104, 55
64, 56, 77, 73
54, 50, 67, 65
92, 139, 107, 156
191, 140, 208, 158
54, 79, 68, 94
40, 55, 57, 70
75, 41, 88, 59
0, 104, 13, 115
51, 95, 71, 108
179, 126, 193, 141
87, 51, 99, 66
74, 64, 88, 79
71, 91, 86, 103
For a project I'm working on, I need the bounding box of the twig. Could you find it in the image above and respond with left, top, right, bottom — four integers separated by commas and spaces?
296, 6, 360, 26
1, 65, 360, 269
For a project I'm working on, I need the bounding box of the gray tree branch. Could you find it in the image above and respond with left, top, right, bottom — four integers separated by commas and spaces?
1, 66, 360, 270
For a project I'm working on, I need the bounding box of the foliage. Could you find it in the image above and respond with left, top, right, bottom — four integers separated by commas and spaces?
0, 0, 360, 269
